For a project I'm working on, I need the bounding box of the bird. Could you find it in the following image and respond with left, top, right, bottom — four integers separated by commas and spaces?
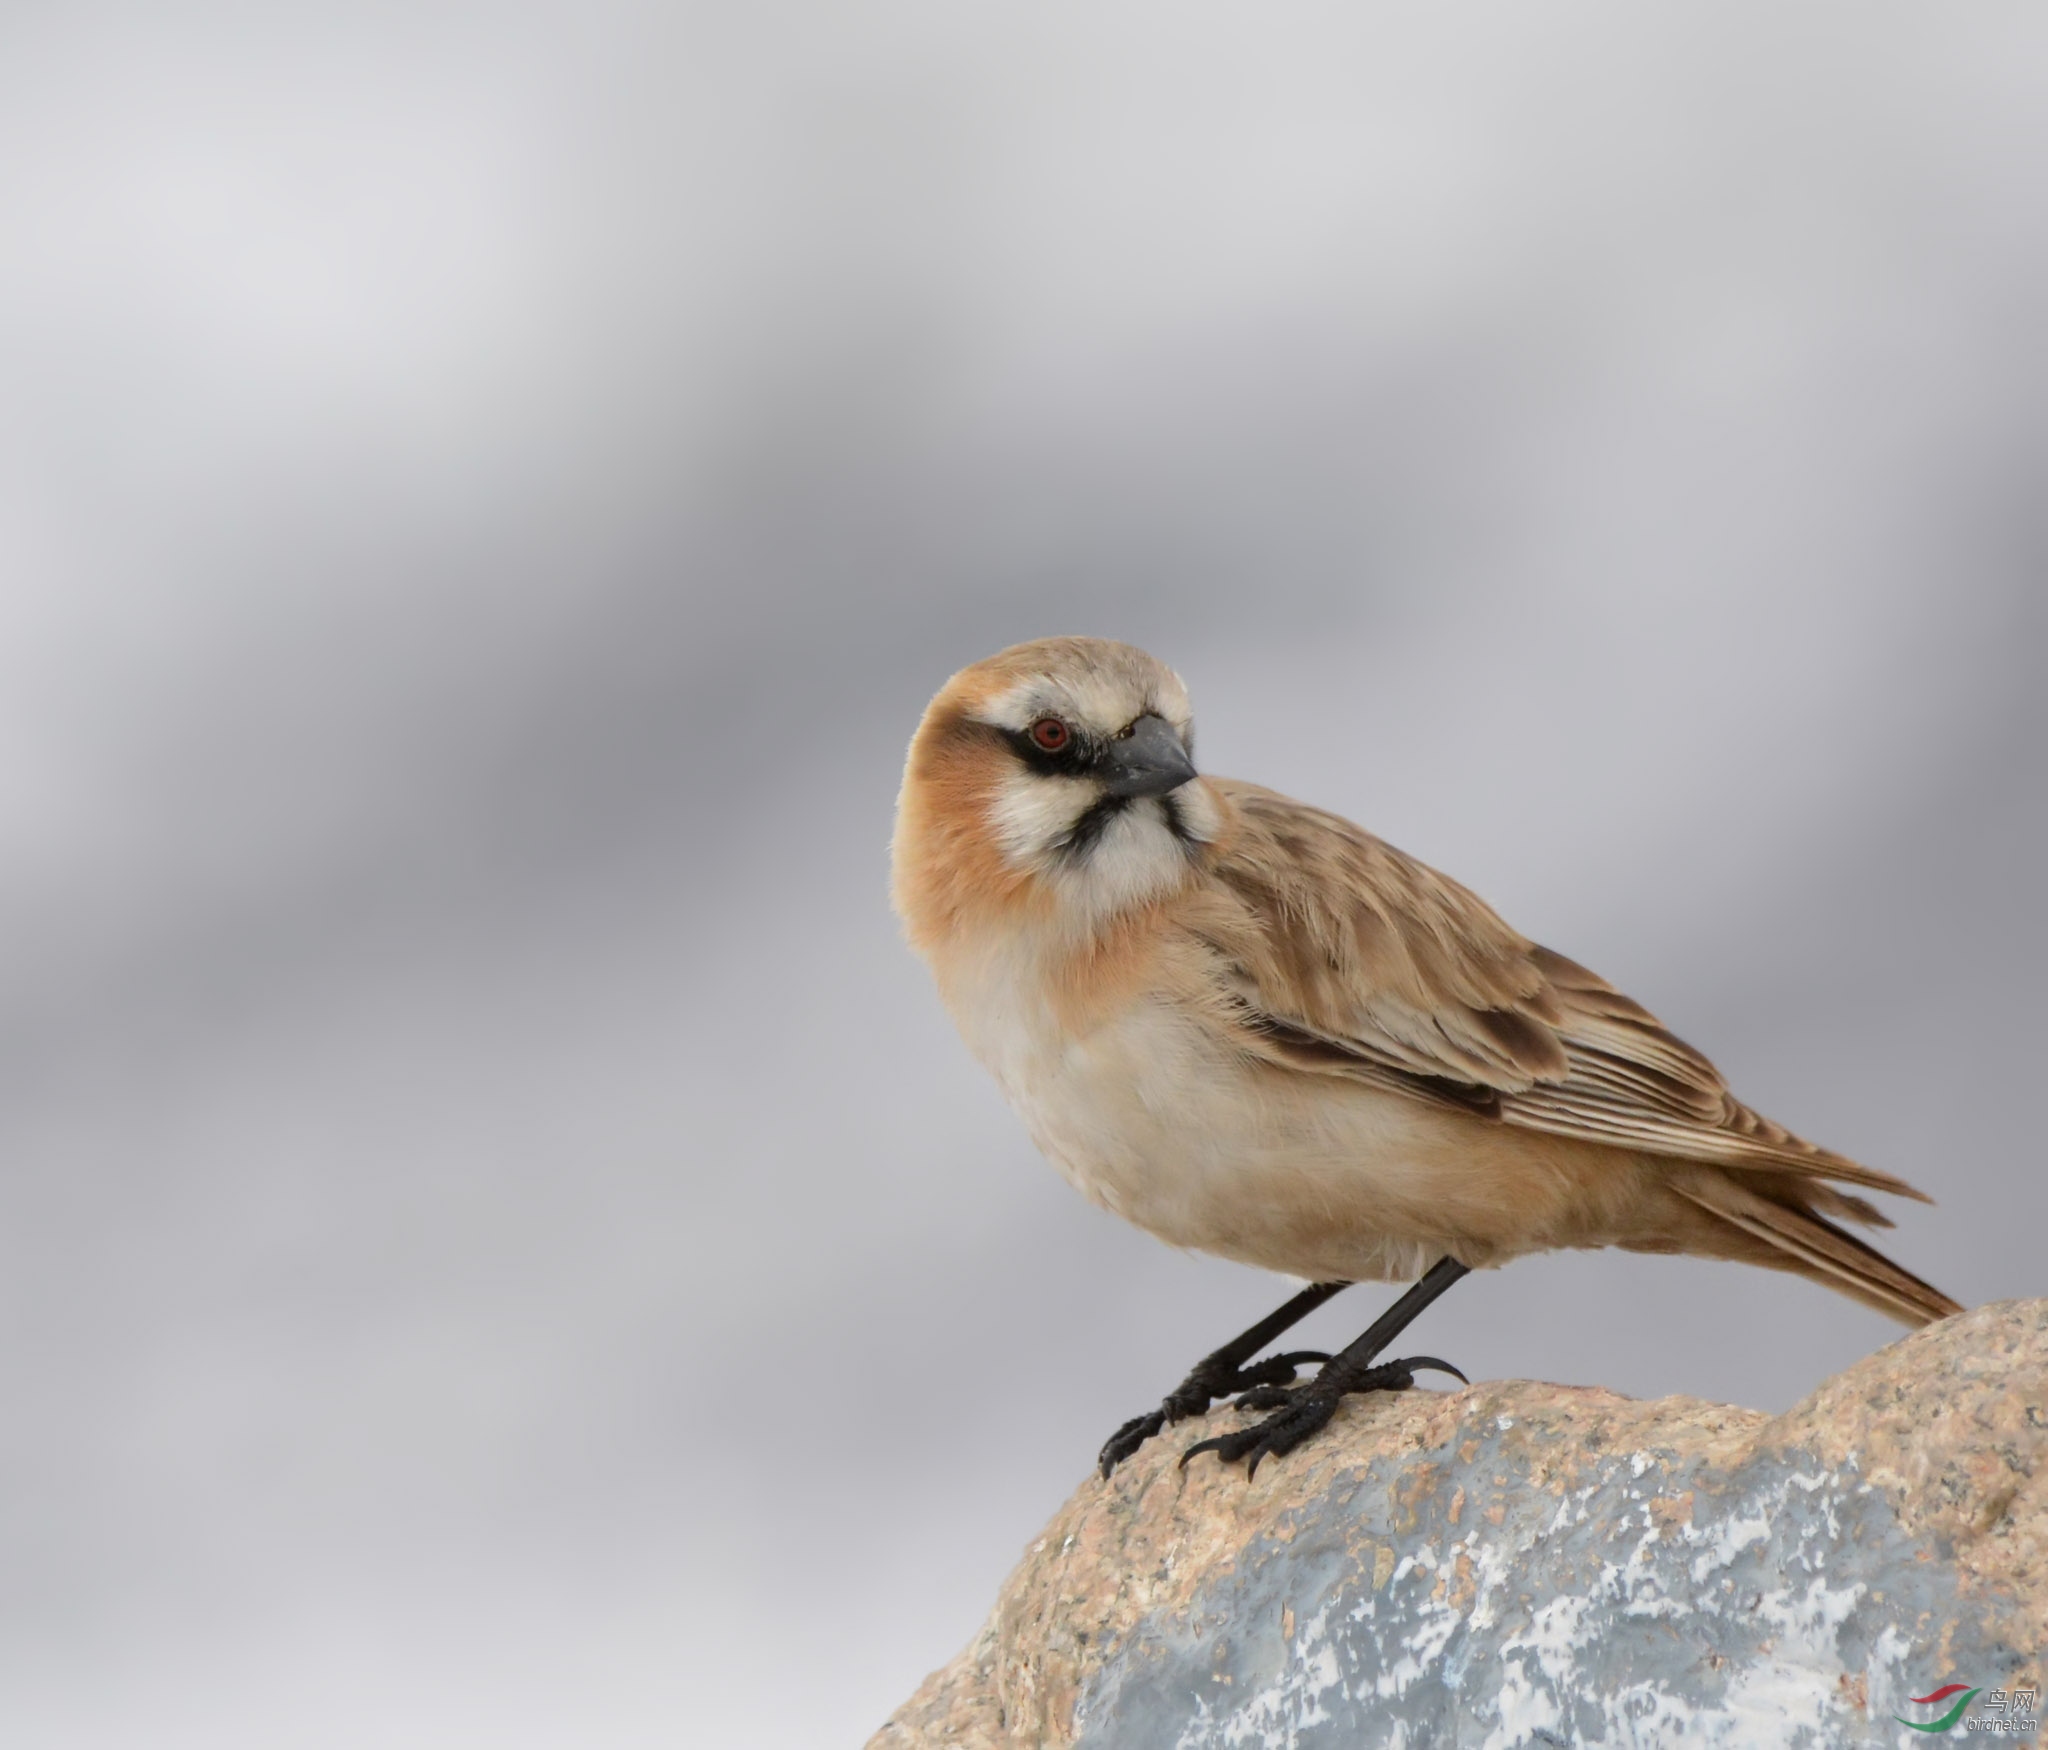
889, 635, 1959, 1478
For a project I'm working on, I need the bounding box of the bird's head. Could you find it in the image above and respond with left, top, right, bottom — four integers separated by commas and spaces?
891, 636, 1225, 943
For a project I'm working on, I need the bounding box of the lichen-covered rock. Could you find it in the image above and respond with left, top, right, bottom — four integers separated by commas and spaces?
870, 1301, 2048, 1748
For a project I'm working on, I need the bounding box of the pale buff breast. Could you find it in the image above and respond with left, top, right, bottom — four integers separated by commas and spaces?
936, 935, 1639, 1283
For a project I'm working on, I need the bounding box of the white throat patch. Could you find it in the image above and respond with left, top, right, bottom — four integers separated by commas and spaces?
986, 771, 1222, 928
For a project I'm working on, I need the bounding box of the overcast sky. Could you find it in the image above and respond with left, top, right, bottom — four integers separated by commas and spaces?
0, 4, 2042, 1746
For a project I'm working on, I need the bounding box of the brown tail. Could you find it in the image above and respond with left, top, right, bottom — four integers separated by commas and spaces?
1671, 1167, 1961, 1327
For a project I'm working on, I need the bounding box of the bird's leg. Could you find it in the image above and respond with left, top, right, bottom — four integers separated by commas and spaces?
1182, 1256, 1472, 1478
1097, 1281, 1349, 1476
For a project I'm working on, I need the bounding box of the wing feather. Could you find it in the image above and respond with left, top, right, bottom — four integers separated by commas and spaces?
1200, 780, 1927, 1204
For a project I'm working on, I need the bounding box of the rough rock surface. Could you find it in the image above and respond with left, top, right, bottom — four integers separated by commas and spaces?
870, 1301, 2047, 1748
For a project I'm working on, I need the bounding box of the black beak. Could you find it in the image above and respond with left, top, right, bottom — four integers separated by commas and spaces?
1101, 713, 1197, 798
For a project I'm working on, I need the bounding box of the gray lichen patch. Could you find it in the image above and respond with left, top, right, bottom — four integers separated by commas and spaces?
1073, 1435, 1981, 1747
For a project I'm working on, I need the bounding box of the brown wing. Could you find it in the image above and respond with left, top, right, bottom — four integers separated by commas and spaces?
1195, 779, 1927, 1203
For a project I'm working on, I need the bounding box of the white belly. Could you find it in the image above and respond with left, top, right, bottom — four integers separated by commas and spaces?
945, 963, 1451, 1281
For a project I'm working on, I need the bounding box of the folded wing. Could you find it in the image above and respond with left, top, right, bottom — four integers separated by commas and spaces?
1196, 780, 1926, 1205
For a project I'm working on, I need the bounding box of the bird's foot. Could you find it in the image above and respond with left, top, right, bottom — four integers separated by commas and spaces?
1179, 1355, 1467, 1479
1097, 1350, 1331, 1477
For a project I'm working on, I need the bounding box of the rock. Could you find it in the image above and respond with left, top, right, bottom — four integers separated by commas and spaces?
870, 1301, 2048, 1748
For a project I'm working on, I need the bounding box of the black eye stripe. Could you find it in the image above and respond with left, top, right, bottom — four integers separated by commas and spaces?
999, 722, 1099, 776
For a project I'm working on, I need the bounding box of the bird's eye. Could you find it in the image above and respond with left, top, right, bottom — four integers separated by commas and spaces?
1029, 717, 1071, 752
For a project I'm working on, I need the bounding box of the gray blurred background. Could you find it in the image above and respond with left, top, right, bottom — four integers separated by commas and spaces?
0, 3, 2042, 1744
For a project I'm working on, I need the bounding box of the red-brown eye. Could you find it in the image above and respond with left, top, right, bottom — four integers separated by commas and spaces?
1030, 717, 1070, 752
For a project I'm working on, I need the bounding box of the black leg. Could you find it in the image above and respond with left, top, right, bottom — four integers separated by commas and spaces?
1182, 1256, 1471, 1477
1097, 1281, 1350, 1476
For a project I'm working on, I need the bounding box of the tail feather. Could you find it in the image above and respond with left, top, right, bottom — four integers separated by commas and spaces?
1672, 1170, 1960, 1327
1754, 1174, 1893, 1230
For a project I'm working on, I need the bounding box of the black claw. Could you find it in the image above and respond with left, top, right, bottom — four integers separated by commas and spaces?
1398, 1355, 1469, 1386
1177, 1429, 1240, 1470
1347, 1354, 1469, 1393
1097, 1409, 1167, 1477
1100, 1347, 1344, 1475
1183, 1389, 1342, 1477
1178, 1352, 1470, 1476
1180, 1387, 1342, 1474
